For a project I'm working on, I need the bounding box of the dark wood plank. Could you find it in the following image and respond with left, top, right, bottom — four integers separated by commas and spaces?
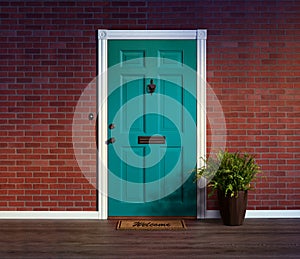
0, 219, 299, 258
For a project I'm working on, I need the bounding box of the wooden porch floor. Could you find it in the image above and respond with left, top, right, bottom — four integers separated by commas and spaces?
0, 219, 299, 258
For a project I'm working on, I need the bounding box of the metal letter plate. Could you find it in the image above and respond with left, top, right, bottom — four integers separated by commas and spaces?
138, 136, 166, 144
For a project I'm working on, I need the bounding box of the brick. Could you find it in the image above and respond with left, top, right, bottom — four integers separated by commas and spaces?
58, 202, 73, 207
50, 195, 65, 201
25, 202, 40, 207
41, 202, 57, 207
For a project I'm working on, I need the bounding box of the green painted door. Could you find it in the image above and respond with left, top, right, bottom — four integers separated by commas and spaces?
108, 40, 197, 216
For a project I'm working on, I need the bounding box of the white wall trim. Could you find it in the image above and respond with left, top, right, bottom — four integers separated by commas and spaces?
205, 210, 300, 219
98, 30, 206, 40
0, 210, 298, 219
196, 29, 207, 219
246, 210, 300, 218
0, 211, 99, 220
97, 29, 108, 220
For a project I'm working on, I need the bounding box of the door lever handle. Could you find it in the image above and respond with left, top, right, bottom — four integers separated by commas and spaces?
107, 137, 116, 144
108, 123, 115, 129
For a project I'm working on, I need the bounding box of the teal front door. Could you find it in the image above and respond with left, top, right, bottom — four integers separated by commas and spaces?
107, 40, 197, 216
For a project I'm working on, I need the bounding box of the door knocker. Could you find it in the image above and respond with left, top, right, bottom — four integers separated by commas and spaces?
147, 79, 156, 95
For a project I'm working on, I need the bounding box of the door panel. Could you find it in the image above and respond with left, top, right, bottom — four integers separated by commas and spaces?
108, 40, 196, 216
120, 76, 145, 132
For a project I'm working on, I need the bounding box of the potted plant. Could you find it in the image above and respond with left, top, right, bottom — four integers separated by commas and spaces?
195, 151, 261, 226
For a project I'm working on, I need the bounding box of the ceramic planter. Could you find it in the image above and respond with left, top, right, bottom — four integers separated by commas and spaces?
217, 190, 248, 226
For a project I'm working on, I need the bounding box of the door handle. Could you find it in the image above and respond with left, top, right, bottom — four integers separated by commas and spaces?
107, 137, 116, 144
108, 123, 115, 129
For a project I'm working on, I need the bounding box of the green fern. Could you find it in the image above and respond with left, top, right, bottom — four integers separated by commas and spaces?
195, 151, 261, 198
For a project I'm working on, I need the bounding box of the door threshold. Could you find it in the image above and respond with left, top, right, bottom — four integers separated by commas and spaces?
108, 216, 196, 220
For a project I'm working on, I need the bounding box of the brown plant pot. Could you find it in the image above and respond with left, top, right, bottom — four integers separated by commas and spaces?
217, 190, 248, 226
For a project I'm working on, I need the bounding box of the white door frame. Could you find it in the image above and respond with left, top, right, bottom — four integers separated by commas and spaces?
97, 30, 207, 219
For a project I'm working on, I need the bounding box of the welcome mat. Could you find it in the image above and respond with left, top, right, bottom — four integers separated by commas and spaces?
116, 220, 186, 230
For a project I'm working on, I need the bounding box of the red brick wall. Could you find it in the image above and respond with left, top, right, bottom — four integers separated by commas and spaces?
0, 0, 299, 211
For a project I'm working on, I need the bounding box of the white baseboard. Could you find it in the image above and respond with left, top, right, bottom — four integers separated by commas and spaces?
205, 210, 300, 219
0, 211, 99, 219
0, 210, 299, 219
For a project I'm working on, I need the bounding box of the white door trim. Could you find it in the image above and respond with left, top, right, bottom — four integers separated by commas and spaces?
97, 29, 207, 219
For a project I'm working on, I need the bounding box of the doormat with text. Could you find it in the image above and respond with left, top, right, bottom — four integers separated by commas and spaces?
116, 220, 186, 230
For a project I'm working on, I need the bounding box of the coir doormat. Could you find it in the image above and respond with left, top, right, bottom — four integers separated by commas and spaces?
116, 220, 186, 230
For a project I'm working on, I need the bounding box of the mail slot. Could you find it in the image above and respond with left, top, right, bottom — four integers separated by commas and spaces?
138, 136, 166, 144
